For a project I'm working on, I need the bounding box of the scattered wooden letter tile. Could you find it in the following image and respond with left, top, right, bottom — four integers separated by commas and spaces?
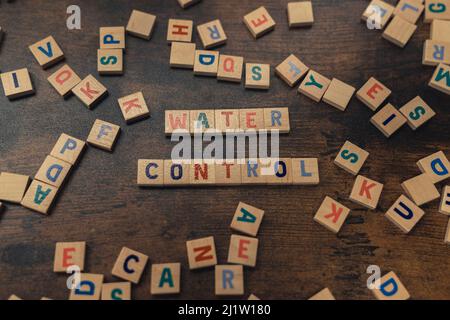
111, 247, 149, 284
287, 1, 314, 27
72, 74, 108, 109
431, 19, 450, 42
0, 172, 30, 204
215, 109, 240, 132
193, 50, 219, 76
35, 155, 72, 188
372, 271, 410, 300
385, 195, 425, 233
439, 186, 450, 215
349, 175, 384, 209
165, 110, 190, 135
69, 273, 104, 300
445, 219, 450, 244
137, 159, 164, 186
230, 202, 264, 237
399, 96, 436, 129
227, 235, 259, 267
292, 158, 320, 185
150, 263, 181, 295
265, 158, 293, 184
50, 133, 86, 165
243, 6, 276, 39
263, 107, 290, 133
97, 49, 123, 75
382, 15, 417, 48
416, 151, 450, 183
298, 70, 331, 102
99, 27, 125, 50
240, 108, 265, 131
308, 288, 336, 300
215, 160, 242, 185
47, 64, 81, 97
356, 77, 391, 111
428, 63, 450, 95
189, 160, 216, 184
217, 55, 244, 82
424, 0, 450, 23
394, 0, 425, 24
245, 63, 270, 90
170, 42, 196, 69
361, 0, 395, 29
117, 91, 150, 123
275, 54, 309, 87
215, 265, 244, 296
163, 160, 191, 186
29, 35, 64, 69
177, 0, 201, 8
323, 78, 356, 111
422, 40, 450, 66
53, 241, 86, 272
0, 68, 35, 99
334, 140, 369, 175
190, 109, 215, 133
21, 180, 58, 215
241, 159, 267, 184
314, 196, 351, 234
167, 19, 193, 43
86, 119, 120, 151
401, 173, 440, 206
248, 294, 260, 300
126, 10, 156, 40
370, 103, 407, 137
197, 19, 227, 49
101, 282, 131, 300
186, 236, 217, 269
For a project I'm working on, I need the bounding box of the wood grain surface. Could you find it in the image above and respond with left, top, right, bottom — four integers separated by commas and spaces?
0, 0, 449, 300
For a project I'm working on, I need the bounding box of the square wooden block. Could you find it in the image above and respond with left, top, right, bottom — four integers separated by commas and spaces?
431, 19, 450, 42
349, 175, 384, 209
21, 180, 58, 215
287, 1, 314, 27
361, 0, 395, 29
230, 202, 264, 237
100, 26, 125, 50
424, 0, 450, 23
422, 40, 450, 66
323, 78, 356, 111
190, 109, 215, 133
72, 74, 108, 109
314, 196, 350, 234
215, 161, 242, 185
265, 158, 293, 185
170, 42, 196, 69
239, 108, 265, 131
118, 91, 150, 123
401, 174, 440, 206
439, 186, 450, 215
164, 160, 191, 186
215, 109, 240, 131
217, 55, 244, 82
0, 172, 30, 203
177, 0, 201, 8
227, 235, 259, 267
370, 103, 407, 138
50, 133, 85, 165
298, 70, 330, 102
137, 159, 164, 186
215, 265, 244, 296
245, 63, 270, 90
275, 54, 309, 87
48, 64, 81, 97
101, 282, 131, 300
186, 236, 217, 269
111, 247, 149, 284
334, 140, 369, 175
97, 49, 123, 75
372, 271, 410, 300
243, 6, 276, 38
399, 96, 436, 130
165, 110, 190, 135
35, 155, 72, 188
292, 158, 320, 185
167, 19, 193, 43
356, 77, 391, 111
394, 0, 424, 24
383, 15, 417, 48
385, 195, 425, 233
29, 35, 64, 69
150, 263, 181, 295
54, 241, 86, 272
189, 161, 216, 184
264, 107, 290, 133
429, 63, 450, 95
1, 68, 34, 99
87, 119, 121, 151
197, 19, 227, 49
126, 10, 156, 40
193, 50, 219, 76
69, 273, 104, 300
416, 151, 450, 183
241, 159, 267, 184
308, 288, 336, 300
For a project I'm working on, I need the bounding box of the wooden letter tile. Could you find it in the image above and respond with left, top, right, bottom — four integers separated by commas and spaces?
372, 271, 410, 300
190, 110, 215, 133
356, 77, 391, 111
445, 219, 450, 244
167, 19, 193, 43
72, 74, 108, 109
239, 108, 265, 131
382, 15, 417, 48
217, 55, 244, 82
165, 110, 190, 135
87, 119, 121, 151
248, 294, 260, 300
215, 160, 242, 185
47, 64, 81, 98
178, 0, 201, 9
245, 63, 270, 90
298, 70, 330, 102
287, 1, 314, 27
227, 235, 258, 267
97, 49, 123, 75
137, 159, 164, 186
361, 0, 395, 29
263, 107, 290, 133
429, 63, 450, 95
243, 6, 276, 38
394, 0, 425, 24
439, 186, 450, 215
150, 263, 181, 295
334, 140, 369, 175
215, 109, 240, 132
308, 288, 336, 300
1, 68, 34, 99
54, 241, 86, 272
424, 0, 450, 23
431, 19, 450, 42
69, 273, 104, 300
126, 10, 156, 40
385, 195, 425, 233
264, 158, 293, 184
292, 158, 320, 185
314, 196, 351, 234
111, 247, 149, 284
275, 54, 309, 87
117, 91, 150, 123
35, 155, 72, 188
21, 180, 58, 215
241, 159, 267, 184
370, 103, 407, 137
197, 19, 227, 49
101, 282, 131, 300
401, 173, 440, 206
100, 27, 125, 50
29, 35, 64, 69
193, 50, 219, 76
422, 40, 450, 66
230, 202, 264, 237
163, 160, 191, 186
189, 160, 216, 184
323, 78, 356, 111
215, 265, 244, 296
186, 236, 217, 269
170, 42, 196, 69
50, 133, 86, 165
349, 175, 384, 209
399, 96, 436, 129
0, 172, 30, 204
416, 151, 450, 183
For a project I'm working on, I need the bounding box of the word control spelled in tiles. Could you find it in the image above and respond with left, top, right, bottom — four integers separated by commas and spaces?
439, 186, 450, 215
178, 0, 201, 8
53, 242, 86, 272
323, 78, 356, 111
167, 19, 193, 43
227, 235, 259, 267
422, 40, 450, 66
126, 10, 156, 40
1, 68, 34, 99
275, 54, 309, 87
50, 133, 85, 165
308, 288, 336, 300
430, 19, 450, 42
349, 175, 384, 209
361, 0, 395, 29
416, 151, 450, 183
334, 141, 369, 175
164, 160, 191, 186
35, 155, 72, 188
29, 36, 64, 69
424, 0, 450, 23
314, 196, 351, 234
401, 174, 440, 206
118, 91, 150, 123
87, 119, 120, 151
399, 96, 435, 129
101, 282, 131, 300
230, 202, 264, 237
429, 63, 450, 95
190, 109, 215, 133
150, 263, 181, 295
21, 180, 58, 215
165, 110, 190, 135
370, 103, 407, 137
243, 6, 276, 38
137, 159, 164, 186
215, 160, 242, 185
215, 265, 244, 296
170, 42, 196, 69
264, 107, 290, 133
385, 195, 425, 233
186, 236, 217, 269
100, 27, 125, 50
0, 172, 30, 204
69, 273, 104, 300
48, 64, 81, 97
97, 49, 123, 75
217, 55, 244, 82
112, 247, 149, 284
298, 70, 330, 102
372, 271, 410, 300
356, 77, 391, 111
245, 63, 270, 89
292, 158, 320, 185
197, 19, 227, 49
287, 1, 314, 27
190, 161, 216, 185
382, 15, 417, 48
394, 0, 425, 24
72, 74, 108, 108
193, 50, 219, 76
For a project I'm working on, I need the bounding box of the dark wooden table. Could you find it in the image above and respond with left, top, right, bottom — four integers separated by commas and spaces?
0, 0, 449, 300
